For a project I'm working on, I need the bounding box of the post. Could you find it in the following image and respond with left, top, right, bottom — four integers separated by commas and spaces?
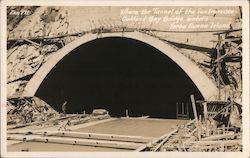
216, 34, 222, 100
198, 115, 202, 140
176, 102, 179, 119
126, 109, 129, 118
203, 102, 209, 137
182, 102, 184, 118
203, 102, 208, 121
186, 103, 189, 119
190, 94, 201, 140
222, 124, 225, 135
190, 95, 198, 123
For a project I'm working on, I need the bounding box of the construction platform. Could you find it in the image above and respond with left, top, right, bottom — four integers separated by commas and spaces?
7, 117, 189, 152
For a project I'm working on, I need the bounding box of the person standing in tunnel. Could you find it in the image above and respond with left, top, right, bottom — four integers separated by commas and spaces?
62, 101, 67, 116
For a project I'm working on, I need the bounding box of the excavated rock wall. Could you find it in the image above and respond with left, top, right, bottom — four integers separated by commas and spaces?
7, 7, 72, 96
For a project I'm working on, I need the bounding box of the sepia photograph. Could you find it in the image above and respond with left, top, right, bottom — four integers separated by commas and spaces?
0, 0, 249, 158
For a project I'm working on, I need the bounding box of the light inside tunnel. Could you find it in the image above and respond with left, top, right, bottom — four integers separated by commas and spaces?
35, 37, 203, 118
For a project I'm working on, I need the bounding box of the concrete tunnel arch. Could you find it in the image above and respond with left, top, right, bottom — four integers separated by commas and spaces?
23, 31, 218, 100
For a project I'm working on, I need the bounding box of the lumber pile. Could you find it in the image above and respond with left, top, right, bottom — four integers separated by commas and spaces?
157, 95, 242, 152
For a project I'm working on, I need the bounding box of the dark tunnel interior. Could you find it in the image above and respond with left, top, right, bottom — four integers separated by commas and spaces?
35, 37, 204, 119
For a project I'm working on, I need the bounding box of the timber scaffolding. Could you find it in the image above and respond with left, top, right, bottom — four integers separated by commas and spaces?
136, 95, 242, 152
138, 27, 242, 152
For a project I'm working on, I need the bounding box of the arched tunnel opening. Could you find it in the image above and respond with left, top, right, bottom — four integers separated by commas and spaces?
35, 37, 204, 119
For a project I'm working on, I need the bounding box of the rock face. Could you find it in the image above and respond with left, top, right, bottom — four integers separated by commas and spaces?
7, 6, 242, 103
7, 6, 39, 33
7, 7, 70, 96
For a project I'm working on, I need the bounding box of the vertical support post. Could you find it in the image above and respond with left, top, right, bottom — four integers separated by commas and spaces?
216, 34, 222, 100
176, 102, 179, 119
126, 109, 129, 118
240, 58, 242, 91
220, 142, 225, 151
190, 94, 201, 140
198, 115, 202, 140
222, 124, 225, 135
182, 102, 184, 118
203, 102, 208, 121
187, 103, 189, 119
191, 95, 198, 123
203, 102, 209, 136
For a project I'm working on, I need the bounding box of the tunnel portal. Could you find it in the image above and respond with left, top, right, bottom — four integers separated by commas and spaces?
35, 37, 203, 118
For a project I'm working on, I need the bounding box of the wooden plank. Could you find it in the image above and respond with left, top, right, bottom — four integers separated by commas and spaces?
201, 133, 238, 141
190, 95, 201, 141
24, 39, 41, 47
7, 135, 143, 150
210, 37, 242, 42
215, 53, 228, 63
8, 131, 153, 143
135, 120, 195, 152
190, 95, 198, 124
203, 103, 208, 118
188, 140, 241, 146
213, 29, 242, 35
152, 129, 178, 151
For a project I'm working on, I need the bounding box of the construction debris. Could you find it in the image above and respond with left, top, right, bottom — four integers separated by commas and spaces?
7, 96, 58, 126
139, 94, 242, 152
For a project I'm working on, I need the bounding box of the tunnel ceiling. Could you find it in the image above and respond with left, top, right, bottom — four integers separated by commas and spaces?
35, 37, 203, 118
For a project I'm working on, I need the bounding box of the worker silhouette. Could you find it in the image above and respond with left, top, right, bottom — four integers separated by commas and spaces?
62, 101, 67, 115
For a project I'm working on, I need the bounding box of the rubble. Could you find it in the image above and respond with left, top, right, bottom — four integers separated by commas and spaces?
7, 96, 58, 126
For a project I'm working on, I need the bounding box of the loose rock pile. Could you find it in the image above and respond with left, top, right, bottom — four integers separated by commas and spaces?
7, 96, 58, 125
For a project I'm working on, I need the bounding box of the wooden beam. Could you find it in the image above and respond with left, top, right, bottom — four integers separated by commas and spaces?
24, 39, 42, 47
152, 129, 178, 151
216, 34, 222, 99
190, 95, 201, 140
136, 120, 195, 152
210, 37, 242, 43
201, 133, 239, 141
190, 95, 198, 124
188, 140, 241, 146
7, 135, 142, 150
8, 131, 152, 143
215, 53, 228, 63
213, 29, 242, 35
